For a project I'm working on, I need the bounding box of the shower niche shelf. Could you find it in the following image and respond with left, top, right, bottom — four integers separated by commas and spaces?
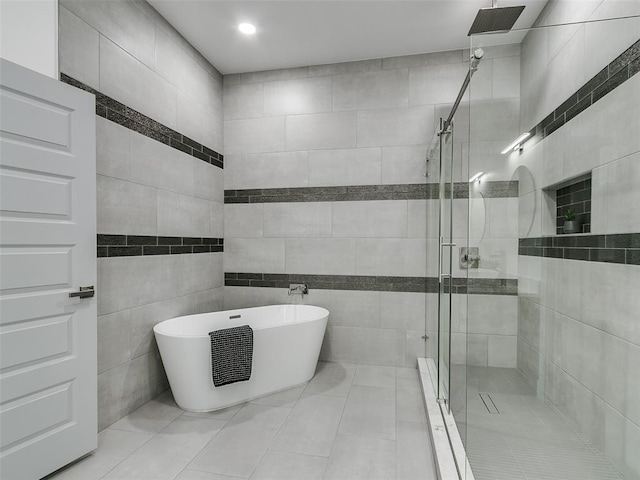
543, 172, 593, 235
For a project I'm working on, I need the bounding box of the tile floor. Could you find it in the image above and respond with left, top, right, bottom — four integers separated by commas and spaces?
48, 362, 437, 480
461, 366, 625, 480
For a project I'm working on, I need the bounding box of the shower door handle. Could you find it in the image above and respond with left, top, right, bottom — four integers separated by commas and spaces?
438, 238, 457, 283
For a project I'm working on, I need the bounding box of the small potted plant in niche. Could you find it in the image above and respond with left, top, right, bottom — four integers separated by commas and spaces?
563, 208, 579, 234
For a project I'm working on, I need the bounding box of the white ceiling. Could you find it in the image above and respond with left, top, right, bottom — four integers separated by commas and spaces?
148, 0, 549, 75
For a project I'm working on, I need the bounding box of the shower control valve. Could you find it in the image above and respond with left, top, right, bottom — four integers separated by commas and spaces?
459, 247, 480, 269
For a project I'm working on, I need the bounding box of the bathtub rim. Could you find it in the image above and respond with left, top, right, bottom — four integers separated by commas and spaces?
153, 304, 329, 338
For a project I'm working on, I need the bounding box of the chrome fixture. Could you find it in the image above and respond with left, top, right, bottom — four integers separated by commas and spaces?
288, 283, 308, 296
460, 247, 480, 269
438, 237, 457, 281
426, 49, 484, 178
441, 48, 484, 134
468, 0, 525, 36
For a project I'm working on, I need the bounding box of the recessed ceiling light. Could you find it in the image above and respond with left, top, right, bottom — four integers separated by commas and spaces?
238, 23, 256, 35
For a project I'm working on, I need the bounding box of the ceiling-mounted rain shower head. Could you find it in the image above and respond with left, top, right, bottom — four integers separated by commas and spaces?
468, 2, 525, 36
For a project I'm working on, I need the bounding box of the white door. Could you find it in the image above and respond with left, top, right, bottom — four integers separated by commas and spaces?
0, 58, 97, 479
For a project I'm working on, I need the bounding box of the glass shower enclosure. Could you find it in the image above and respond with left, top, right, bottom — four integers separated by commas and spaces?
430, 13, 640, 480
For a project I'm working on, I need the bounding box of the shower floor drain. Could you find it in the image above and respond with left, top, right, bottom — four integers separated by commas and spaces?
479, 393, 500, 414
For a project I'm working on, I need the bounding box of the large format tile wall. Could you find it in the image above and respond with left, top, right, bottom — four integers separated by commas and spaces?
59, 0, 224, 430
223, 46, 522, 368
511, 2, 640, 477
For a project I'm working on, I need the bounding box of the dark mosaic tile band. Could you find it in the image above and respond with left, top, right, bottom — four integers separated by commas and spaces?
465, 278, 518, 296
60, 74, 223, 169
556, 175, 591, 234
224, 272, 517, 295
519, 233, 640, 265
225, 181, 518, 204
524, 38, 640, 146
98, 234, 223, 257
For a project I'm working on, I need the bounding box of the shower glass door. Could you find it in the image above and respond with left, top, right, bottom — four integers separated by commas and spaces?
464, 15, 639, 480
437, 121, 455, 409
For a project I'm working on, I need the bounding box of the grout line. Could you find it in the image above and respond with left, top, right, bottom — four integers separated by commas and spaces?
96, 426, 157, 480
551, 361, 640, 432
97, 30, 102, 91
322, 365, 354, 462
518, 296, 640, 351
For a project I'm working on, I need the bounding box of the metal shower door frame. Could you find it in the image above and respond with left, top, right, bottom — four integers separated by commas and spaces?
436, 118, 456, 413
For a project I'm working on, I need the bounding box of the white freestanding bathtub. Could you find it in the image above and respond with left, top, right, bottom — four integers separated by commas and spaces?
153, 304, 329, 412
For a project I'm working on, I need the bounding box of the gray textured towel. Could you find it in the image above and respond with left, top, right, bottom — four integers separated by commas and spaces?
209, 325, 253, 387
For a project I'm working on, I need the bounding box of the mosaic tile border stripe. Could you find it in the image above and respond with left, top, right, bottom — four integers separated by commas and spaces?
519, 233, 640, 265
60, 74, 224, 169
224, 272, 517, 295
98, 234, 223, 257
525, 38, 640, 144
225, 181, 518, 204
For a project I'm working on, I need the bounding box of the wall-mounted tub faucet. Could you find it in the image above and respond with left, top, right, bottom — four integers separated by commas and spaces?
288, 284, 309, 296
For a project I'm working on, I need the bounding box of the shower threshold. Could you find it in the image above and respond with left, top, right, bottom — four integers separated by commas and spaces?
418, 358, 476, 480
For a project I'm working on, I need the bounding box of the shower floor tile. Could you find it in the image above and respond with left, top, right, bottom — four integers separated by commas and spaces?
46, 362, 437, 480
463, 366, 626, 480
